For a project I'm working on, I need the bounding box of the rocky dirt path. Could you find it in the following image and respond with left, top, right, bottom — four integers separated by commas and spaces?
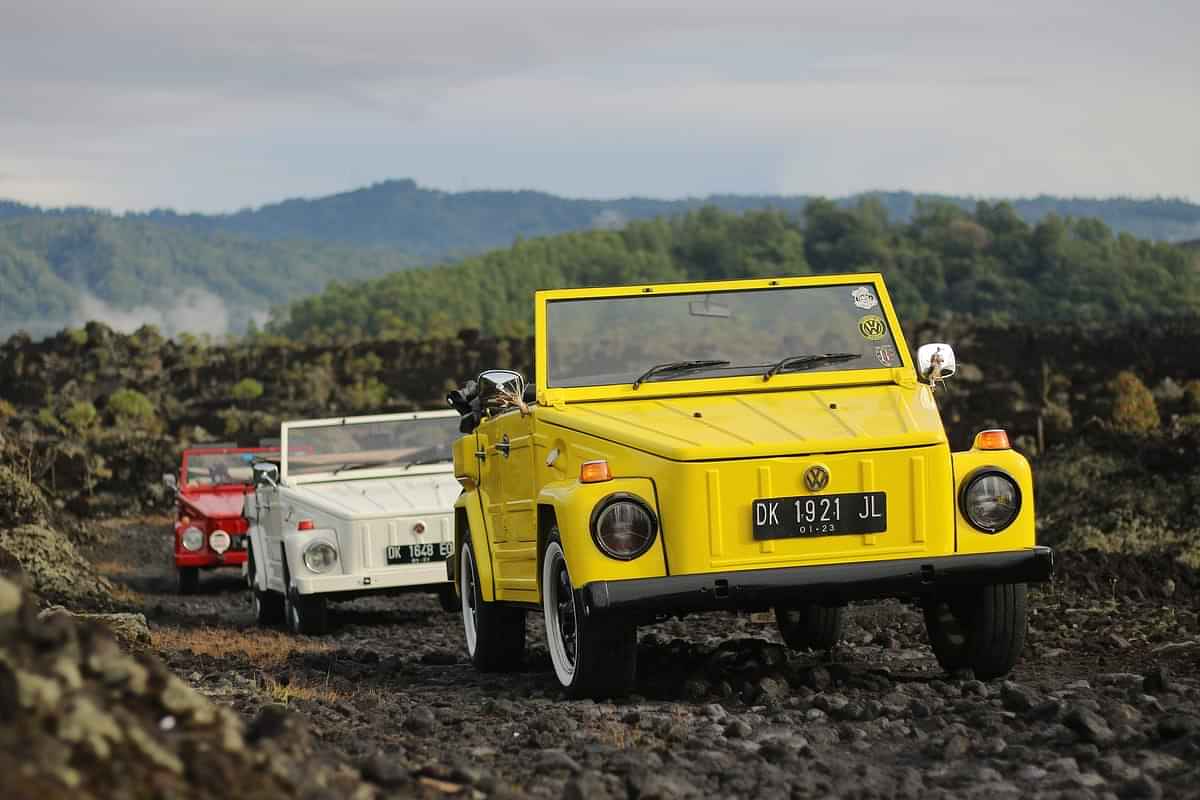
86, 517, 1200, 799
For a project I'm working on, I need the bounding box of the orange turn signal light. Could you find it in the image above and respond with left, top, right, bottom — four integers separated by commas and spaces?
297, 519, 315, 531
974, 429, 1011, 451
580, 460, 613, 484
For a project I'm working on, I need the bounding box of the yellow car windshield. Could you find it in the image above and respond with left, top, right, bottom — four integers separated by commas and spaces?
545, 283, 902, 389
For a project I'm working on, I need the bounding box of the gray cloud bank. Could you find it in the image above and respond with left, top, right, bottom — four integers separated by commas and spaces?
1, 1, 1197, 212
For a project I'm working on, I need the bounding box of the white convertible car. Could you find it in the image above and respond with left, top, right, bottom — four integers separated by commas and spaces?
245, 410, 462, 634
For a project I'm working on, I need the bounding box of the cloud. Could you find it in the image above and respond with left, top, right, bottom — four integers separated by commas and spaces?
1, 1, 1198, 210
71, 288, 233, 338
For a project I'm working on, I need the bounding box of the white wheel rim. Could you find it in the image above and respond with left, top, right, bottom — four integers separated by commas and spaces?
253, 593, 261, 619
543, 542, 577, 686
288, 592, 300, 632
461, 546, 479, 655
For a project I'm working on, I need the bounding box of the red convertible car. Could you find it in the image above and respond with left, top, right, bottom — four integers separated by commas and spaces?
166, 445, 278, 593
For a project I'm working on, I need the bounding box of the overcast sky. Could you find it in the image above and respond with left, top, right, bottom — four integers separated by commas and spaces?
2, 0, 1197, 212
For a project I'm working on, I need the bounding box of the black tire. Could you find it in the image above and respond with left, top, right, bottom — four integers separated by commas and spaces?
437, 584, 459, 613
178, 567, 199, 594
285, 586, 329, 636
542, 531, 636, 699
923, 582, 1028, 679
775, 603, 847, 651
460, 533, 525, 671
254, 588, 285, 625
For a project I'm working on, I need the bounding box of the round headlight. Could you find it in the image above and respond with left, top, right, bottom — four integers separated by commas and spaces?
181, 526, 204, 551
590, 494, 658, 561
961, 469, 1021, 533
209, 530, 231, 554
303, 541, 338, 574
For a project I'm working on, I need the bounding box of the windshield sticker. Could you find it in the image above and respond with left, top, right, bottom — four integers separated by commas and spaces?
858, 315, 887, 340
874, 345, 898, 366
851, 287, 878, 310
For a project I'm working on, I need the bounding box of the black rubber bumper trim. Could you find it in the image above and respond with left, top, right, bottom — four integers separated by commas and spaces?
579, 546, 1054, 618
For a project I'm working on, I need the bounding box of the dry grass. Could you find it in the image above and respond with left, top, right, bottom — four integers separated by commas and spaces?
263, 675, 358, 705
152, 625, 334, 670
94, 559, 137, 577
109, 583, 144, 604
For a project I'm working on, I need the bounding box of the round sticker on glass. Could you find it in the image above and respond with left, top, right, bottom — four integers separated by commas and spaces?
858, 315, 887, 340
851, 286, 878, 310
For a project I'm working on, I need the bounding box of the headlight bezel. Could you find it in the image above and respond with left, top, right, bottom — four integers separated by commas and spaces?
588, 492, 659, 561
209, 530, 231, 554
959, 467, 1022, 534
181, 526, 205, 552
302, 541, 339, 574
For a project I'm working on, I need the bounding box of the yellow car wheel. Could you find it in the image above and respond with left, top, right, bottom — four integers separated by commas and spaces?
774, 603, 846, 652
460, 533, 525, 671
923, 583, 1028, 679
542, 533, 636, 699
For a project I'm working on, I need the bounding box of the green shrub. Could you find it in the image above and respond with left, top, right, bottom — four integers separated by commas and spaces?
230, 378, 265, 403
0, 465, 50, 528
1110, 371, 1159, 433
107, 388, 160, 431
0, 399, 15, 424
62, 401, 99, 434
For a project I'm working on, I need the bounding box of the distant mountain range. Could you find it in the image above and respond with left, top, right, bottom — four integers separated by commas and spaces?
1, 180, 1198, 338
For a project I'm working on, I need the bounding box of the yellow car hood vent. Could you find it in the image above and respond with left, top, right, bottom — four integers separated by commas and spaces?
546, 385, 947, 462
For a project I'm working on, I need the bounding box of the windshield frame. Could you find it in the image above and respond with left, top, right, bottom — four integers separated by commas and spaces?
280, 410, 461, 484
179, 446, 280, 491
535, 273, 914, 404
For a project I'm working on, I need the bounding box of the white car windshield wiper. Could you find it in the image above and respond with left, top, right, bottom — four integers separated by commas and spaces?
632, 360, 731, 389
763, 353, 861, 381
403, 455, 450, 470
331, 461, 384, 475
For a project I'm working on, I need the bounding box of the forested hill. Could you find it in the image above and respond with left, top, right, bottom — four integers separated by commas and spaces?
0, 216, 414, 338
269, 200, 1200, 342
5, 180, 1200, 260
125, 183, 1200, 255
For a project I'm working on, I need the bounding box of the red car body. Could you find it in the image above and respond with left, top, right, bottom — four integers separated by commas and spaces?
173, 446, 278, 589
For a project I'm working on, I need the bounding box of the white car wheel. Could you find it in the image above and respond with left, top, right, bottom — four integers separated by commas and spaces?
542, 541, 578, 687
461, 544, 480, 657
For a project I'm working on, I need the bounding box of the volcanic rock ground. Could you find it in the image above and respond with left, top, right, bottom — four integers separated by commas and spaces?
83, 517, 1200, 799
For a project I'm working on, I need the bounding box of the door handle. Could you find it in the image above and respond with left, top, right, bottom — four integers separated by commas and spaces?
493, 435, 511, 458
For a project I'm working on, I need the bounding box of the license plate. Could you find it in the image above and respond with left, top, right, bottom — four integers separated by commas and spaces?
752, 492, 887, 540
386, 542, 453, 565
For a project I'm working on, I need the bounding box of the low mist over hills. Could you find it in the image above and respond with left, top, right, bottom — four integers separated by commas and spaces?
2, 179, 1199, 338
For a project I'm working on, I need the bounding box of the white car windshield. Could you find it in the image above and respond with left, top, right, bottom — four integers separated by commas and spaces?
285, 417, 461, 477
545, 283, 902, 388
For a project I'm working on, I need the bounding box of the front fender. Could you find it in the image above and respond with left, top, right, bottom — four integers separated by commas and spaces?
537, 477, 668, 590
951, 447, 1037, 554
247, 523, 269, 591
453, 491, 495, 601
282, 529, 340, 595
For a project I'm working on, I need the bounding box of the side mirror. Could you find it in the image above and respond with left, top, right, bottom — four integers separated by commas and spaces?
916, 343, 957, 382
253, 462, 280, 487
477, 369, 526, 414
162, 473, 178, 491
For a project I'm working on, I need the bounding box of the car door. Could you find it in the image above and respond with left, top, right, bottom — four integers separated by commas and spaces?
478, 409, 538, 601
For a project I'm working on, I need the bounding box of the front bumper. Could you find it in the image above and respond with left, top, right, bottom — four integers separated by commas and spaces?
175, 550, 247, 568
578, 546, 1054, 620
293, 561, 451, 596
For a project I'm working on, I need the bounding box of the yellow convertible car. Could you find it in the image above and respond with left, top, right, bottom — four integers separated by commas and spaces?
447, 274, 1052, 697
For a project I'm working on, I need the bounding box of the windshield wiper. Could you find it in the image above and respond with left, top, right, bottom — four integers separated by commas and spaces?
403, 455, 450, 470
763, 353, 861, 381
332, 461, 382, 475
632, 360, 731, 389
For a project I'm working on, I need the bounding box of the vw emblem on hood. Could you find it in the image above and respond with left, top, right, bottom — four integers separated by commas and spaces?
803, 465, 830, 492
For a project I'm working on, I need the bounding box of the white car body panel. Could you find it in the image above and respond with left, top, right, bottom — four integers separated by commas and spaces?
248, 410, 461, 599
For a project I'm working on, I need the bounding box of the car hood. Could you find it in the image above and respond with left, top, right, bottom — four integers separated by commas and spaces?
285, 474, 461, 519
539, 384, 947, 461
179, 490, 249, 520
